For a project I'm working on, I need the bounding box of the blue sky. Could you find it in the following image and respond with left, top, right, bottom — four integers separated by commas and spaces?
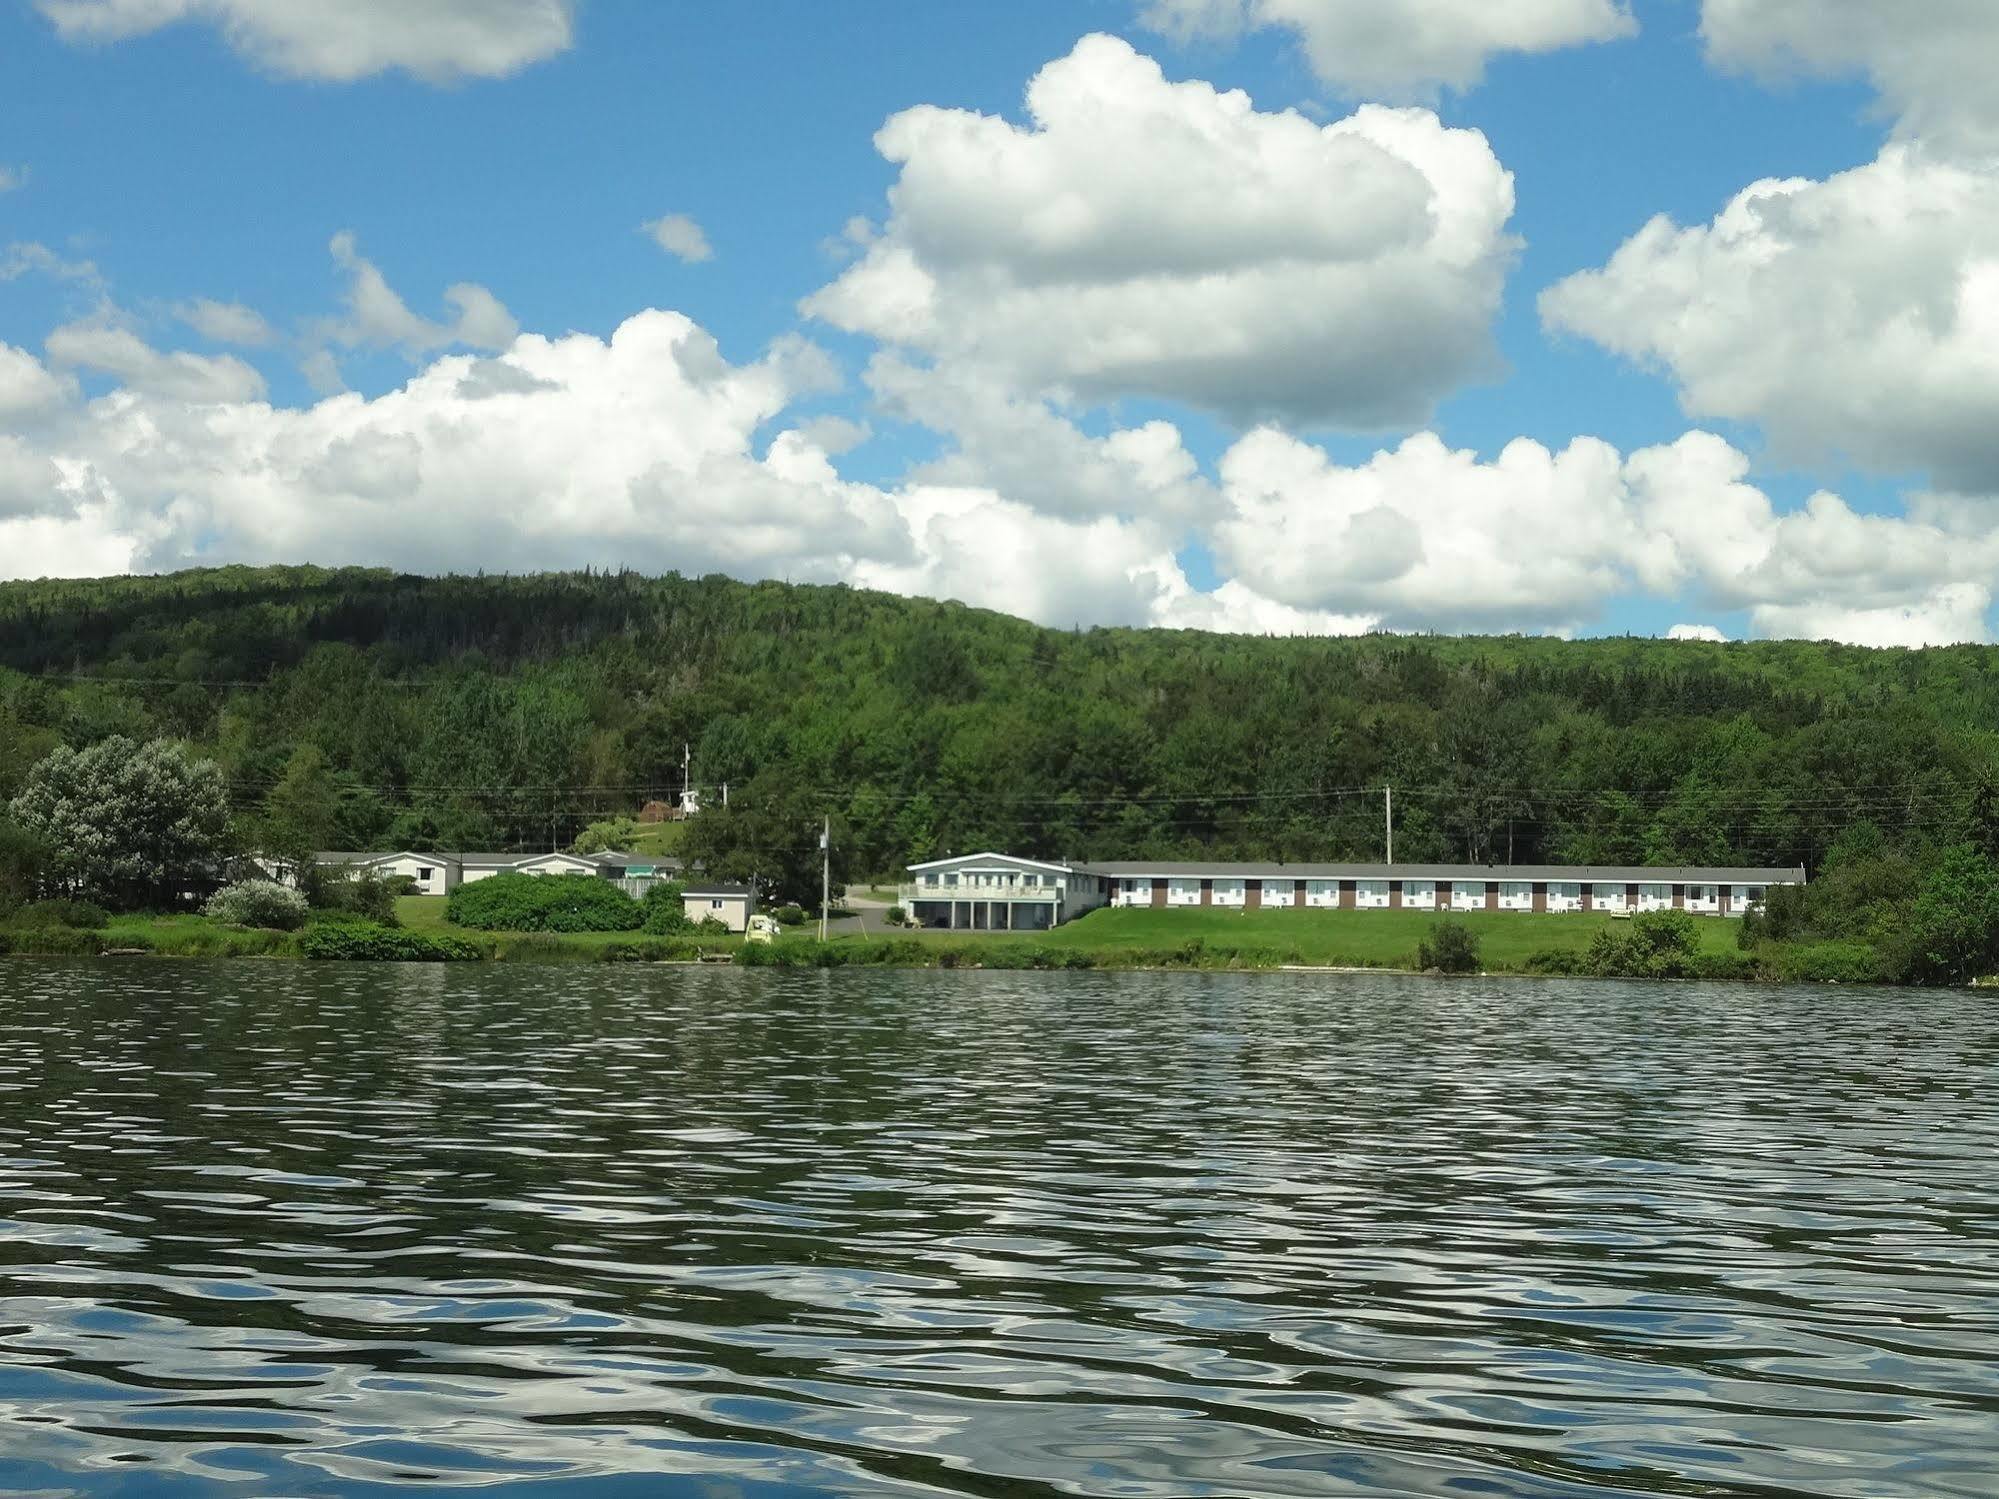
2, 1, 1994, 645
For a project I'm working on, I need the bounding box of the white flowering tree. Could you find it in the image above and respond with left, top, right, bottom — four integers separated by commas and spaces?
9, 736, 233, 911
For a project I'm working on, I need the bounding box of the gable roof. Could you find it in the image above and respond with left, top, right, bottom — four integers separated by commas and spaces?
905, 851, 1075, 874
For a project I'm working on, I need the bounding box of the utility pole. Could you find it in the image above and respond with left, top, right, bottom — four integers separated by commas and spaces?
1385, 785, 1394, 864
819, 817, 830, 942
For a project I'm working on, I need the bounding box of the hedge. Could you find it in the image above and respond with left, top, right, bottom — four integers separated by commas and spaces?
446, 872, 643, 933
301, 920, 484, 961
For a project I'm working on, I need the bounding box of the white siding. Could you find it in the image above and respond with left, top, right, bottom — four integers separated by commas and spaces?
1356, 879, 1389, 909
1115, 878, 1149, 908
1212, 878, 1245, 907
1547, 882, 1584, 913
1261, 880, 1296, 908
1730, 883, 1769, 916
379, 855, 451, 894
1684, 883, 1720, 914
1638, 882, 1674, 912
1168, 878, 1202, 906
1451, 881, 1487, 912
684, 894, 751, 933
1304, 879, 1338, 908
1592, 883, 1627, 913
1498, 881, 1534, 912
1401, 880, 1435, 909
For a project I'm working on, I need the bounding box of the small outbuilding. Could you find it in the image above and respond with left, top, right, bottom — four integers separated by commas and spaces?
682, 881, 757, 933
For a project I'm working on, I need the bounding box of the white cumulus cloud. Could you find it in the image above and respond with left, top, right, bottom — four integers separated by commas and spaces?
1206, 425, 1999, 645
37, 0, 574, 82
1542, 143, 1999, 492
644, 214, 714, 265
1701, 0, 1999, 150
321, 231, 518, 357
805, 34, 1516, 429
1142, 0, 1635, 97
175, 298, 273, 346
1667, 623, 1728, 642
45, 316, 266, 403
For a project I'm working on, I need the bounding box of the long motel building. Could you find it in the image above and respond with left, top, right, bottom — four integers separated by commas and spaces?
902, 853, 1806, 931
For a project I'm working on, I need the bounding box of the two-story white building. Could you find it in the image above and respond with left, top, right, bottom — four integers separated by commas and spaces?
901, 853, 1112, 931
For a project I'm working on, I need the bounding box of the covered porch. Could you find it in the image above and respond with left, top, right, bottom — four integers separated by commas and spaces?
907, 896, 1058, 931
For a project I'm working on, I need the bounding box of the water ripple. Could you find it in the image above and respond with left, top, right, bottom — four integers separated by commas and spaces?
2, 962, 1997, 1496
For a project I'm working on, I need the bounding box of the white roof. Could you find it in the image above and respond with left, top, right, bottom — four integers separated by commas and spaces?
905, 851, 1075, 874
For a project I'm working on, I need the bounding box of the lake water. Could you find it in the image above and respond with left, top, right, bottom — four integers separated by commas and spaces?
1, 964, 1995, 1498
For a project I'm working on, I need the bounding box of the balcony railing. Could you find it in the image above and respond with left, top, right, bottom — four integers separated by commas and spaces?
900, 882, 1063, 904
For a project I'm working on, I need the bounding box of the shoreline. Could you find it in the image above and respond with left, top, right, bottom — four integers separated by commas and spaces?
0, 903, 1904, 986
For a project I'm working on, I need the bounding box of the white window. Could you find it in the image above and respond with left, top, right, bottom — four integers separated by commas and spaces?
1263, 881, 1295, 908
1592, 883, 1625, 909
1499, 881, 1534, 910
1305, 879, 1337, 907
1168, 878, 1201, 906
1402, 880, 1434, 908
1212, 878, 1245, 906
1452, 881, 1487, 911
1547, 882, 1582, 911
1356, 879, 1389, 908
710, 899, 724, 910
1639, 883, 1672, 911
416, 866, 433, 886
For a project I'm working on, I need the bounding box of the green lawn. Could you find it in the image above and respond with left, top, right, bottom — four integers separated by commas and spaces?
1036, 906, 1742, 969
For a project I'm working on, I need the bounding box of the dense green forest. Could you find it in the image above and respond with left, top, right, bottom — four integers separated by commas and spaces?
2, 563, 1997, 882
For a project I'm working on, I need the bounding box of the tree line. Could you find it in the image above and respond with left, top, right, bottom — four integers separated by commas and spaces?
5, 564, 1999, 937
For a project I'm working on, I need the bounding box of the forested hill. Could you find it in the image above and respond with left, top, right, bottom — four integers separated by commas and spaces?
3, 564, 1996, 877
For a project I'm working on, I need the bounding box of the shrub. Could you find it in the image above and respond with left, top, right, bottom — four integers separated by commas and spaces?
495, 933, 594, 963
305, 868, 399, 925
1523, 947, 1585, 975
0, 925, 103, 956
1689, 949, 1757, 982
775, 903, 806, 926
300, 921, 483, 961
1764, 941, 1885, 985
641, 880, 691, 934
1418, 919, 1480, 974
1584, 910, 1703, 979
695, 915, 730, 935
599, 937, 701, 963
885, 904, 908, 927
447, 872, 643, 933
204, 879, 310, 931
8, 898, 110, 930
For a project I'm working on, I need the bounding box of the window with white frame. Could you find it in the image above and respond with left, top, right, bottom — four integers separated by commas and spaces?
1305, 879, 1336, 906
1640, 883, 1672, 909
1168, 878, 1201, 905
1453, 881, 1486, 909
1593, 883, 1626, 907
1499, 881, 1533, 909
1212, 878, 1245, 905
1356, 879, 1388, 907
1263, 880, 1295, 907
1402, 880, 1434, 907
1550, 882, 1581, 906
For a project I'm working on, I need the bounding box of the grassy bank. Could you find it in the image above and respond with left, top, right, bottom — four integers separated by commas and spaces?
0, 900, 1884, 982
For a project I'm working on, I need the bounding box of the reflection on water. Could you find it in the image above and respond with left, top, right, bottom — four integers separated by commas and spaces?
1, 962, 1996, 1496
